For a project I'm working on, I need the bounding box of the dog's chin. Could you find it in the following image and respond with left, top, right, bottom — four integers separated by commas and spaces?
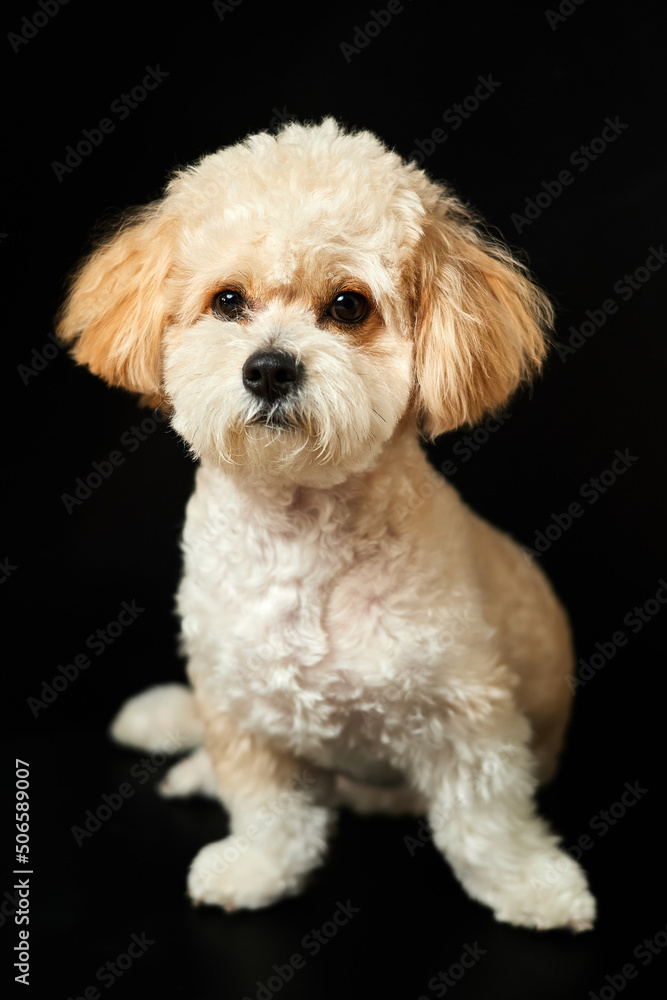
173, 405, 391, 488
228, 419, 379, 487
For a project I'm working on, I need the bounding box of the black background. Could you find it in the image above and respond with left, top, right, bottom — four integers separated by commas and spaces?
3, 1, 667, 997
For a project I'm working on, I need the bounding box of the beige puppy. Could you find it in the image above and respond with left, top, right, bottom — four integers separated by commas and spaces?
58, 118, 595, 930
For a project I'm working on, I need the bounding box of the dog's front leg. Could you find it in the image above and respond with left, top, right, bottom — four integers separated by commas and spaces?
187, 711, 335, 911
408, 711, 596, 931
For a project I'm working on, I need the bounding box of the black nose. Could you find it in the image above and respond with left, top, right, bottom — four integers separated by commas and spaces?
242, 350, 303, 403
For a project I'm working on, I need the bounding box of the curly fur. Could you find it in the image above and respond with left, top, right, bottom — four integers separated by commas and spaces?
58, 118, 595, 930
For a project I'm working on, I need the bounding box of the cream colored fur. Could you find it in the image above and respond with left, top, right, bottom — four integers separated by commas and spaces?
59, 118, 595, 930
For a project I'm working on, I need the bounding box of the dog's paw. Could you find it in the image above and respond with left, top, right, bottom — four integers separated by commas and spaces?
187, 839, 297, 911
159, 747, 218, 799
485, 851, 596, 931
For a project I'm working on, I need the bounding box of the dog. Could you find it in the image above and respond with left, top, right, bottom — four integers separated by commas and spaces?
58, 118, 595, 930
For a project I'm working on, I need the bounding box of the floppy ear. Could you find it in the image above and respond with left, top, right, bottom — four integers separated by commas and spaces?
57, 204, 177, 404
413, 198, 553, 437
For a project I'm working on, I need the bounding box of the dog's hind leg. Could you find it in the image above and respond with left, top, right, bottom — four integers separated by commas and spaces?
109, 683, 204, 753
159, 746, 218, 799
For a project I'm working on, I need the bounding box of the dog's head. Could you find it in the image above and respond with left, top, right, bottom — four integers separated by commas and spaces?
58, 118, 552, 487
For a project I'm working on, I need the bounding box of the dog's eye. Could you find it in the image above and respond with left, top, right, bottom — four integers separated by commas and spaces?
327, 291, 369, 324
212, 290, 246, 320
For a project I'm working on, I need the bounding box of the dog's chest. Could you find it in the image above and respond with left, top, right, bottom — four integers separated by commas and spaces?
178, 472, 441, 752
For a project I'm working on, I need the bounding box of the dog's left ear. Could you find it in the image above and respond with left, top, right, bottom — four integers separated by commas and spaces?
413, 199, 553, 437
57, 204, 177, 405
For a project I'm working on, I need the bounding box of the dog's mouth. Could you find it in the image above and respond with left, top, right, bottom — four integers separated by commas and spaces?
247, 406, 301, 431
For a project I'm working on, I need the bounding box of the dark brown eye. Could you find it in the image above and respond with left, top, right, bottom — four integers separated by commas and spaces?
327, 291, 369, 324
212, 290, 246, 320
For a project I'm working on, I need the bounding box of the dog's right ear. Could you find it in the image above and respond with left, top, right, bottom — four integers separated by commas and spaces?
57, 204, 177, 404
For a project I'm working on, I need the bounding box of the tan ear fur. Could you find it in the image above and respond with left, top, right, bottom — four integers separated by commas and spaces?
414, 199, 553, 437
57, 204, 177, 402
